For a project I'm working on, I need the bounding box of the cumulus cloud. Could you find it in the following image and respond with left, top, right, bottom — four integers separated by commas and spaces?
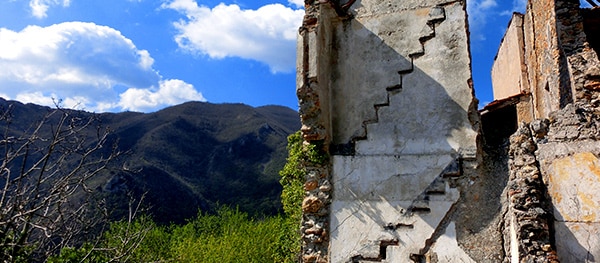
119, 79, 205, 112
162, 0, 304, 73
29, 0, 70, 19
0, 22, 206, 112
467, 0, 498, 41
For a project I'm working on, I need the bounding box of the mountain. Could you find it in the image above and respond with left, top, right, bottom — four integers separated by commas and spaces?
0, 98, 300, 224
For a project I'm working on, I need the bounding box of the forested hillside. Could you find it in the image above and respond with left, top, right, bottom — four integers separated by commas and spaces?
0, 98, 300, 224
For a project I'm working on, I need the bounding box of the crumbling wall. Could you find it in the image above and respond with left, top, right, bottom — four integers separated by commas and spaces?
298, 0, 600, 262
504, 122, 558, 262
535, 103, 600, 262
555, 0, 600, 103
296, 2, 336, 261
295, 0, 508, 262
521, 0, 600, 119
490, 1, 600, 262
521, 0, 571, 118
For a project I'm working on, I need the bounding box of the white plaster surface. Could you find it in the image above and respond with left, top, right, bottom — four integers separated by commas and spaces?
332, 155, 457, 201
326, 1, 477, 262
330, 199, 458, 262
555, 222, 600, 263
430, 222, 476, 263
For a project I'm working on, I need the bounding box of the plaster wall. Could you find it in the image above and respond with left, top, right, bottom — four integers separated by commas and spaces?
297, 0, 600, 262
491, 14, 529, 101
534, 104, 600, 262
322, 1, 481, 262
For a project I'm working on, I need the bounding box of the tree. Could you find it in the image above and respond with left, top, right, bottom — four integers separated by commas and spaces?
0, 104, 118, 261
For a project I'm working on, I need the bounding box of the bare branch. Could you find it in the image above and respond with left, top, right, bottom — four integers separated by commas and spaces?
0, 105, 120, 260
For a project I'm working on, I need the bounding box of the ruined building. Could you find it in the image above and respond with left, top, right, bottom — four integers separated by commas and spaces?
295, 0, 600, 262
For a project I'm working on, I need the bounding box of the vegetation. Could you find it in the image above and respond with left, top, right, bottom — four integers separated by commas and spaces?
48, 206, 298, 262
47, 132, 309, 263
0, 99, 306, 262
0, 105, 117, 262
279, 131, 305, 223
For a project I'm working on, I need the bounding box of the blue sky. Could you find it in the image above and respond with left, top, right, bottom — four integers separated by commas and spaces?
0, 0, 593, 112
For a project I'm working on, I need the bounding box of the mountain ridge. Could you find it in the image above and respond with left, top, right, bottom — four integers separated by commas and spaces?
0, 98, 300, 224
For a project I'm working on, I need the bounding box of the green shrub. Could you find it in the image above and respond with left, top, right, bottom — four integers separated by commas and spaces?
51, 131, 311, 263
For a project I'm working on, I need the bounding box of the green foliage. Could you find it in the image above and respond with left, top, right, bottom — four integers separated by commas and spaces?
279, 131, 305, 221
49, 131, 315, 263
278, 131, 328, 261
47, 244, 106, 263
279, 131, 327, 220
49, 207, 298, 263
171, 207, 296, 263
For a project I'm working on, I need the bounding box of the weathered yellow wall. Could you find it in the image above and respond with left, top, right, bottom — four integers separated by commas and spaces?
548, 152, 600, 222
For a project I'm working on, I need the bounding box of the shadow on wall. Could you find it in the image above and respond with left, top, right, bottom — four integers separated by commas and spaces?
326, 2, 505, 261
553, 210, 598, 262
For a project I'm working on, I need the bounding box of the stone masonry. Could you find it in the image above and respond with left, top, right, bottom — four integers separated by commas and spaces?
297, 0, 483, 262
296, 0, 600, 262
490, 0, 600, 261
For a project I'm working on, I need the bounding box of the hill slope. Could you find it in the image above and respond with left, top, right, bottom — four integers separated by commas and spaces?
0, 99, 300, 224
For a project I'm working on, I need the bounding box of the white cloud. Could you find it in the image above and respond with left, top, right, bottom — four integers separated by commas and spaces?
119, 79, 206, 112
467, 0, 498, 41
16, 92, 57, 107
162, 0, 304, 73
29, 0, 70, 19
288, 0, 304, 8
0, 22, 206, 112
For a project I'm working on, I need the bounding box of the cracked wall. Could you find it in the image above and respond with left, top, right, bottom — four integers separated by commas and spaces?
296, 0, 493, 262
490, 0, 600, 262
298, 0, 600, 262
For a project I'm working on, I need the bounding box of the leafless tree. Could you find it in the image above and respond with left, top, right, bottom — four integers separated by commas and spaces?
0, 104, 119, 261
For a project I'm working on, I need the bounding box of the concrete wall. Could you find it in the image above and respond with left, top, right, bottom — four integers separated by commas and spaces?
491, 13, 529, 101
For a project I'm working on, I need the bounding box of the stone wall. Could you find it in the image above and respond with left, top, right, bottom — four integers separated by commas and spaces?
296, 2, 336, 261
296, 0, 600, 262
536, 103, 600, 262
519, 0, 600, 118
490, 0, 600, 262
295, 0, 506, 262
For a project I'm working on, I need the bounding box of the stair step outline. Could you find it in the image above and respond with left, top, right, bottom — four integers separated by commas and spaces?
357, 6, 446, 142
348, 158, 462, 262
337, 5, 469, 262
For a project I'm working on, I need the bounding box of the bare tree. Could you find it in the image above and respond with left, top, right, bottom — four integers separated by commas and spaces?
0, 104, 118, 261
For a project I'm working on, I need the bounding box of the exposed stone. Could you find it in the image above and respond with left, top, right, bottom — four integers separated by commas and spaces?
302, 196, 323, 214
296, 0, 600, 262
304, 180, 319, 191
506, 123, 558, 262
530, 119, 550, 139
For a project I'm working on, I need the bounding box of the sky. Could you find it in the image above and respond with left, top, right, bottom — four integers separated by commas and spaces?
0, 0, 594, 113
